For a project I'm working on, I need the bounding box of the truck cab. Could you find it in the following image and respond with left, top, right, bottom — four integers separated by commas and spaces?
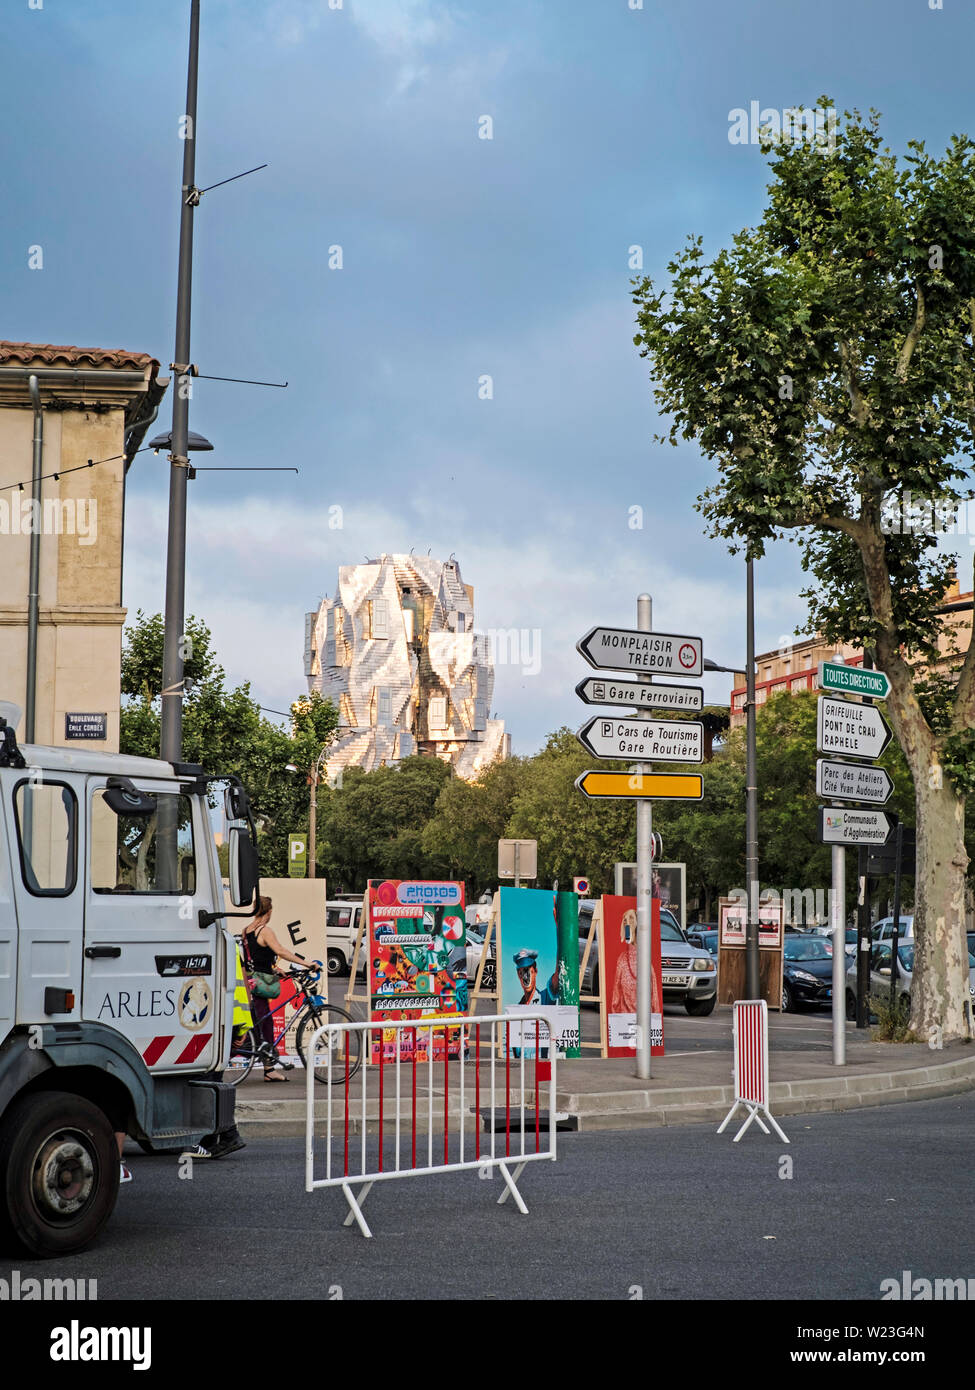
0, 713, 258, 1256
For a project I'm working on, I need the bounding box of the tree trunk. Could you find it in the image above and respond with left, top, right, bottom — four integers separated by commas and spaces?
910, 778, 970, 1044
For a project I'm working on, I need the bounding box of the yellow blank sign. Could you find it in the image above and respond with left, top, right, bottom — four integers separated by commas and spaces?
575, 770, 704, 800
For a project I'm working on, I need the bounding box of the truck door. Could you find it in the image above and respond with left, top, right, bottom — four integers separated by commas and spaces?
6, 771, 86, 1028
81, 777, 220, 1073
0, 789, 14, 1037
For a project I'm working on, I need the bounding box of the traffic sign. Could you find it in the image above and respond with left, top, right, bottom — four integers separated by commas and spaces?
816, 696, 892, 761
575, 770, 704, 801
576, 627, 703, 677
575, 677, 703, 711
576, 716, 704, 763
816, 759, 894, 806
818, 807, 893, 846
818, 660, 890, 701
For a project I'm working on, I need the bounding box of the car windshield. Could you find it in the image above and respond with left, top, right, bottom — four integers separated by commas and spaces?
898, 944, 914, 972
660, 911, 685, 942
467, 929, 484, 945
785, 938, 832, 961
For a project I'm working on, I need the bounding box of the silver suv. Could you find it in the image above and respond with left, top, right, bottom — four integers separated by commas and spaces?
579, 902, 717, 1016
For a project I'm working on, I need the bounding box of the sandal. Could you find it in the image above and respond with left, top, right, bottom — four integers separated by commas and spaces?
263, 1070, 288, 1082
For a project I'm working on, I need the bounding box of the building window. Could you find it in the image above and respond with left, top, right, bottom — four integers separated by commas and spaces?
456, 612, 466, 633
340, 693, 356, 727
376, 687, 392, 726
803, 653, 813, 669
429, 696, 447, 731
371, 599, 389, 640
764, 666, 772, 680
474, 698, 487, 729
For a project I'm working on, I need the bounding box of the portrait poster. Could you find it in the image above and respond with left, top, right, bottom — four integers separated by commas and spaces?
367, 878, 466, 1062
498, 887, 580, 1058
599, 895, 664, 1058
653, 863, 686, 928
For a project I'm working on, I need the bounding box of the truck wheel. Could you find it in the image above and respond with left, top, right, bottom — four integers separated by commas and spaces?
326, 951, 345, 977
0, 1090, 119, 1258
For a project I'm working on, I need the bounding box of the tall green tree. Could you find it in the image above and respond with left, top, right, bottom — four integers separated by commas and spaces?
322, 756, 453, 891
634, 103, 975, 1041
119, 612, 338, 877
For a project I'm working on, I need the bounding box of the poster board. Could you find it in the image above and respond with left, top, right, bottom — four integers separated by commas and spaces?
235, 877, 327, 1060
612, 862, 687, 927
598, 895, 664, 1058
717, 895, 785, 1010
366, 878, 467, 1062
497, 887, 580, 1058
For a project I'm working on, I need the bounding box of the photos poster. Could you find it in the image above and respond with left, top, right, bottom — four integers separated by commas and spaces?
498, 887, 580, 1058
367, 879, 467, 1062
599, 896, 664, 1058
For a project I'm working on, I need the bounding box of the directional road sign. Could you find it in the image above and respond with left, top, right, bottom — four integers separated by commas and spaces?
816, 696, 892, 761
575, 677, 703, 712
576, 716, 704, 763
575, 770, 704, 801
816, 759, 894, 806
817, 660, 891, 701
818, 807, 893, 846
576, 627, 703, 677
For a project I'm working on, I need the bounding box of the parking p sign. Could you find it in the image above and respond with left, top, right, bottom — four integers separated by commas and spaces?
288, 834, 308, 879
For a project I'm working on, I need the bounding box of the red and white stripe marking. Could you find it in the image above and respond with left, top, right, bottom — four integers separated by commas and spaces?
141, 1034, 212, 1068
735, 1000, 766, 1105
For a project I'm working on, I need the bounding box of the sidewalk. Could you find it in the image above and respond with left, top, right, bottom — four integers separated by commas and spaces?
232, 1006, 975, 1137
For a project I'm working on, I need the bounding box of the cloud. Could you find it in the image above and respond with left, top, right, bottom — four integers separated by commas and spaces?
121, 485, 771, 753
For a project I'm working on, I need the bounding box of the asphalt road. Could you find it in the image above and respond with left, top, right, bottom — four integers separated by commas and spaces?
3, 1091, 973, 1302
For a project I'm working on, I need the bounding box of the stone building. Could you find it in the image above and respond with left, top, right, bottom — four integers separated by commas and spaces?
0, 342, 167, 750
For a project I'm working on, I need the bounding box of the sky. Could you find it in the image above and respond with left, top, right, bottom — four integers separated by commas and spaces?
2, 0, 972, 753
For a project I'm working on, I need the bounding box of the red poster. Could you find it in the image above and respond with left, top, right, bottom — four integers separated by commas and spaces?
599, 896, 664, 1058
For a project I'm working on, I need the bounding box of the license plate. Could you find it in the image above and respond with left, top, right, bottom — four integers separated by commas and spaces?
663, 975, 690, 987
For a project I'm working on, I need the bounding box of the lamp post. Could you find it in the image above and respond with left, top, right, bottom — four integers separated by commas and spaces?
287, 746, 329, 878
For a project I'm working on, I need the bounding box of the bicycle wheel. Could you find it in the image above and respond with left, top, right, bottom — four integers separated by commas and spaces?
296, 1006, 363, 1084
226, 1027, 259, 1086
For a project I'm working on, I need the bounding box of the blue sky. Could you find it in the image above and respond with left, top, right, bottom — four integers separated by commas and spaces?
3, 0, 972, 752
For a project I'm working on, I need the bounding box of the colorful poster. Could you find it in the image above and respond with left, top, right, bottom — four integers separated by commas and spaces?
498, 887, 580, 1058
367, 879, 466, 1062
599, 895, 664, 1058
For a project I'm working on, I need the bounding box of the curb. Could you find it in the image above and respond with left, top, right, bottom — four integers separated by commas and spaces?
234, 1051, 975, 1137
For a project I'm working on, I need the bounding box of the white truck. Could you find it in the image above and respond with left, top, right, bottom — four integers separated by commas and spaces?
0, 710, 260, 1257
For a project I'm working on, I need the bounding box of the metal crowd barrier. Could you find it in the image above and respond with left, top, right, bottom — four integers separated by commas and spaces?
305, 1013, 559, 1237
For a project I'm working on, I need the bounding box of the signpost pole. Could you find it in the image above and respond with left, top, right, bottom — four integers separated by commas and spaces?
889, 824, 905, 1013
832, 845, 846, 1065
856, 651, 874, 1027
636, 593, 652, 1080
745, 559, 760, 1000
514, 841, 521, 890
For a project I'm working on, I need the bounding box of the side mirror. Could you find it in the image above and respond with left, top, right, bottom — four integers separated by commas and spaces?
228, 825, 258, 907
224, 781, 252, 823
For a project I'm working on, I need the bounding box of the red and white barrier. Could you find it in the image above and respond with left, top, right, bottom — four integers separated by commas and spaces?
304, 1014, 560, 1237
717, 1000, 789, 1143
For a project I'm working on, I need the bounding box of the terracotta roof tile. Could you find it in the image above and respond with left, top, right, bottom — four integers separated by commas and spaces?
0, 341, 158, 372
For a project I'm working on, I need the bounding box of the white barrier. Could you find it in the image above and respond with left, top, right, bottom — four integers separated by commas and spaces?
305, 1013, 560, 1237
717, 999, 789, 1143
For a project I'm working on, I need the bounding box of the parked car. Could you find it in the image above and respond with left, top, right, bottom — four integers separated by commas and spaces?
465, 927, 496, 991
871, 915, 915, 942
687, 927, 718, 957
845, 940, 975, 1018
579, 902, 717, 1015
781, 934, 834, 1012
325, 898, 367, 977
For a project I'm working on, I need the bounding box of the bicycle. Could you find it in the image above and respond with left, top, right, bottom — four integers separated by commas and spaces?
228, 966, 363, 1085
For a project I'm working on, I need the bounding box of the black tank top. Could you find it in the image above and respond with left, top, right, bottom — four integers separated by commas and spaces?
247, 922, 277, 972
